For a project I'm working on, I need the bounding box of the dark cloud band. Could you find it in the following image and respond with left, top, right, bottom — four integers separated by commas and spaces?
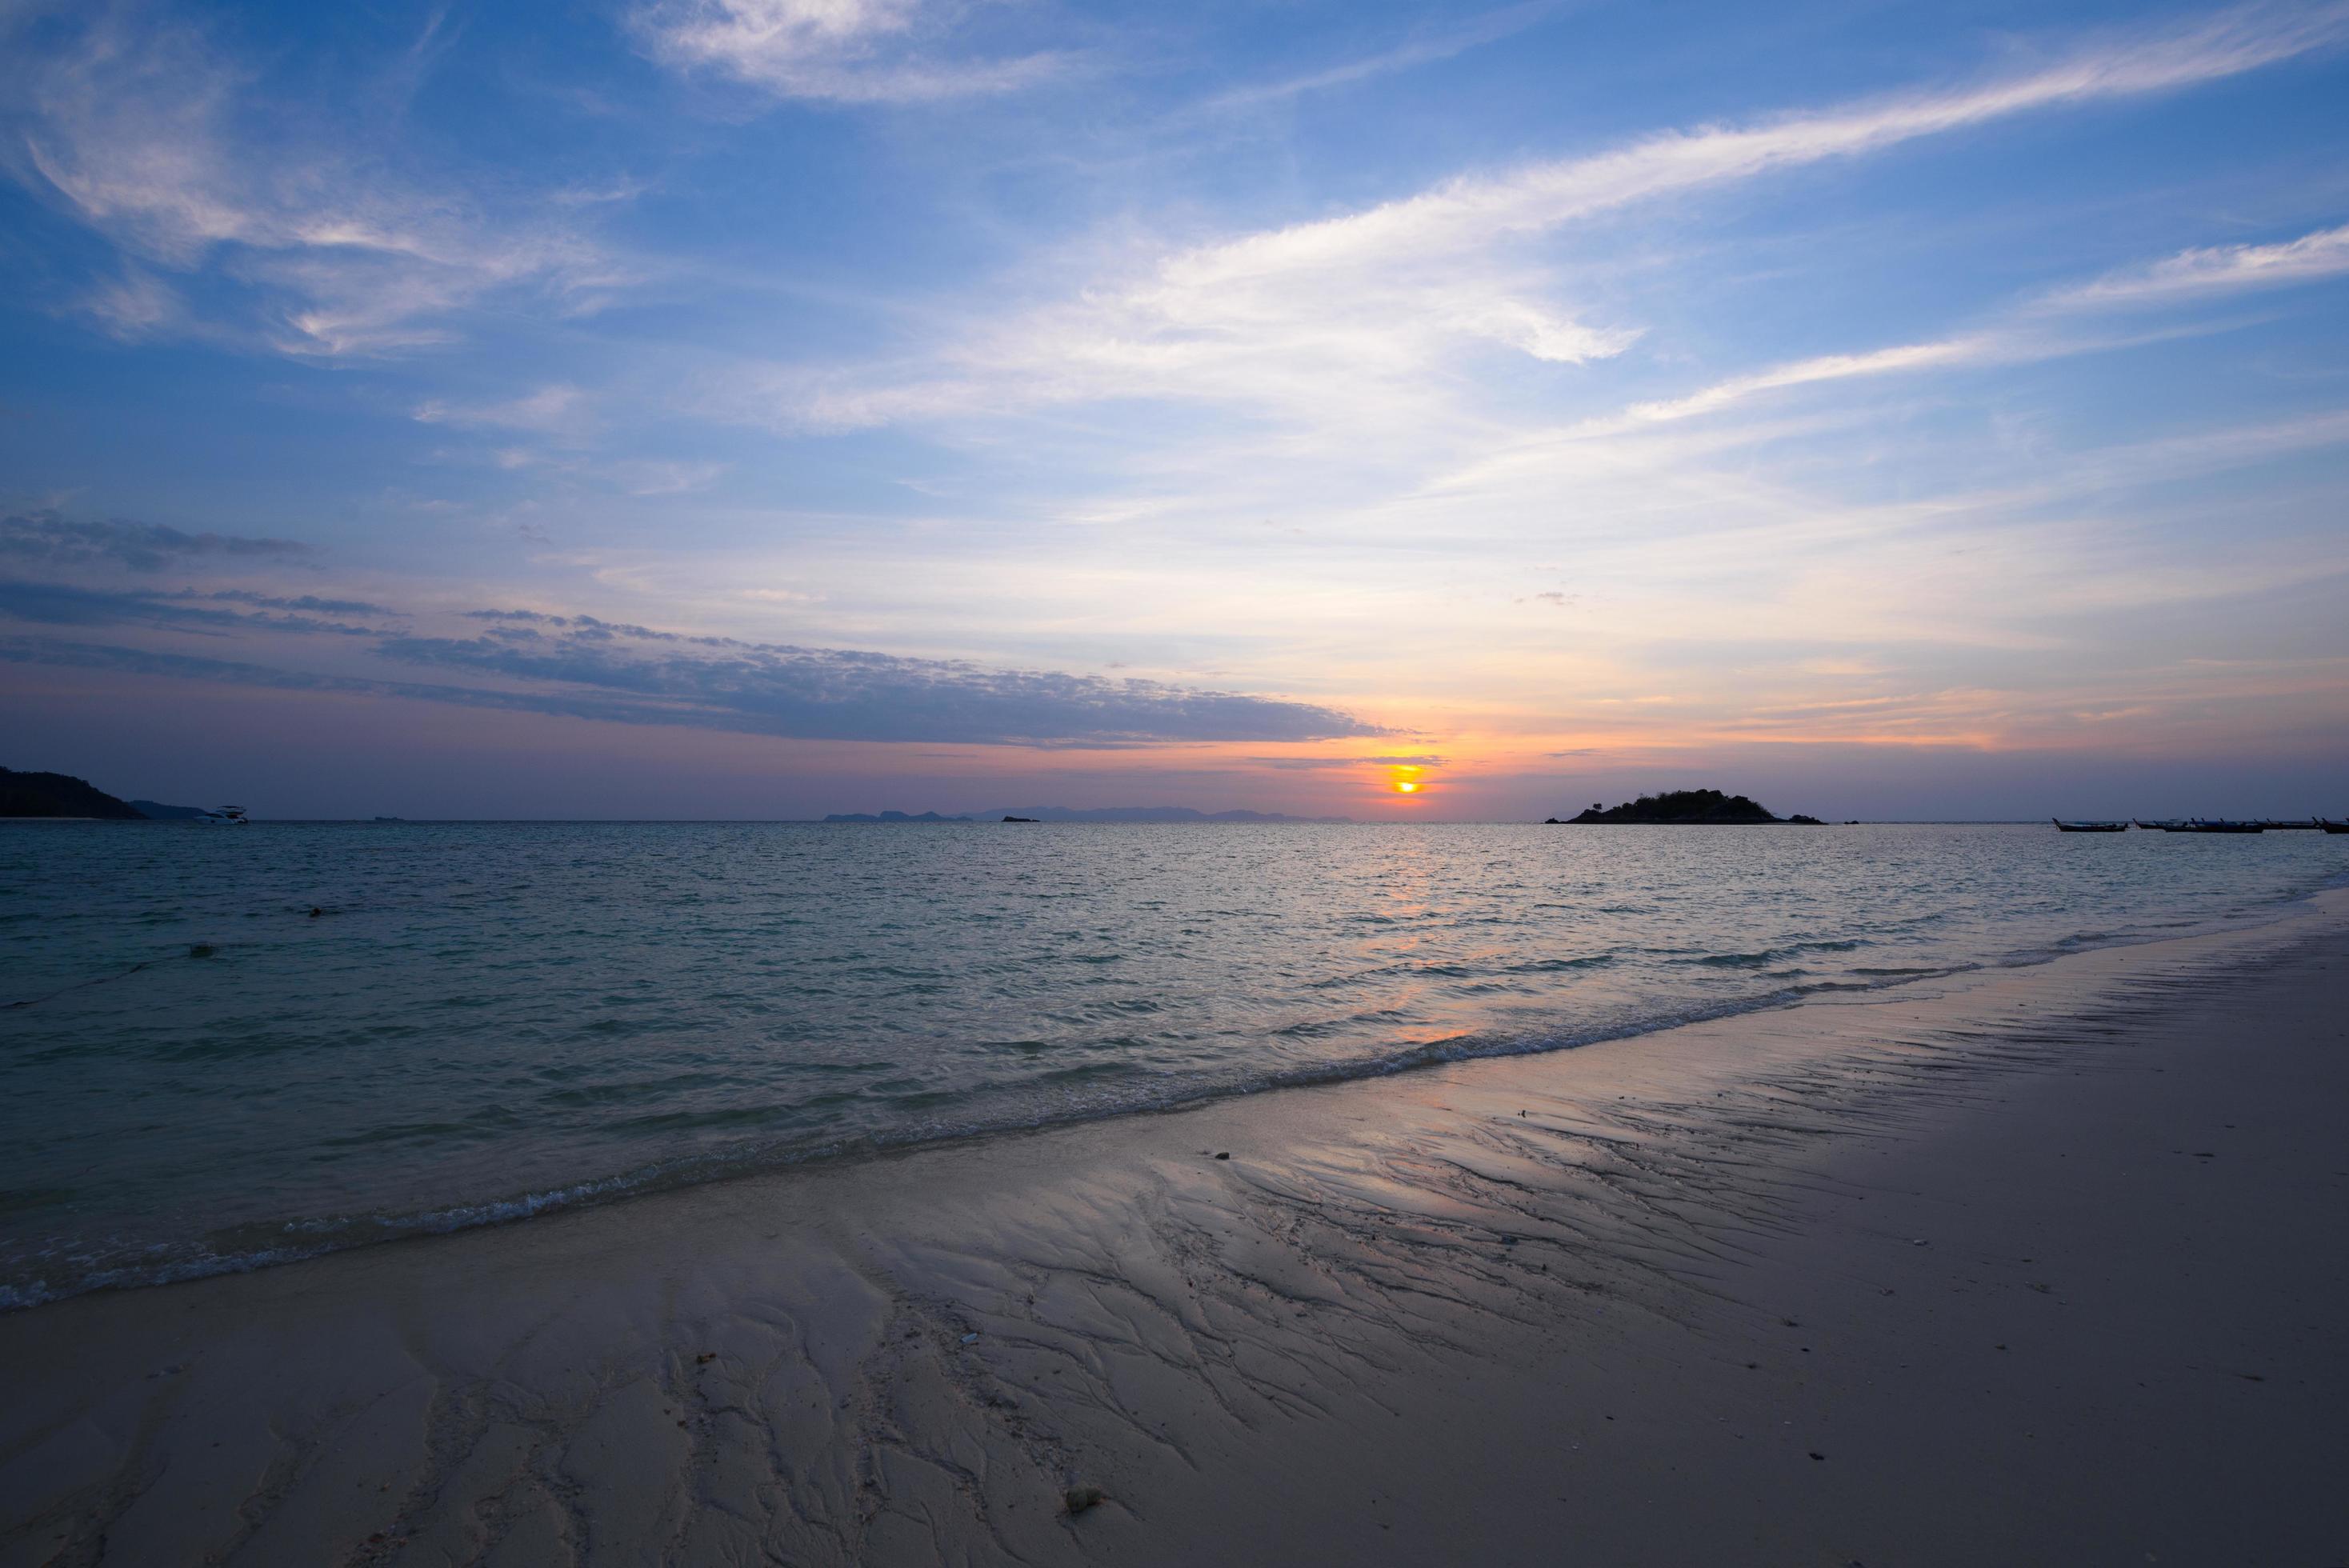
0, 510, 309, 572
0, 582, 1386, 746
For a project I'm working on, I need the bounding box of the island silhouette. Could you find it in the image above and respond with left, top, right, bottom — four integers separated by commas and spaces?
2, 767, 151, 819
1550, 789, 1823, 825
2, 766, 227, 821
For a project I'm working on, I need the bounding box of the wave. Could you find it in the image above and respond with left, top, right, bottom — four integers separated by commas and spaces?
1675, 938, 1867, 969
0, 940, 2145, 1310
6, 863, 2343, 1313
2, 959, 157, 1011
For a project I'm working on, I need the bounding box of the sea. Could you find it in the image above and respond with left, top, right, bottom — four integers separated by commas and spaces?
2, 820, 2342, 1308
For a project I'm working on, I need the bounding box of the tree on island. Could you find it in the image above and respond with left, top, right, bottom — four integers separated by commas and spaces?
1547, 789, 1823, 825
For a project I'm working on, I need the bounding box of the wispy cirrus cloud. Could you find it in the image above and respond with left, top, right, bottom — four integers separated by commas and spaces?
1620, 339, 1998, 426
634, 0, 1069, 104
1, 6, 633, 357
1148, 3, 2348, 293
414, 385, 597, 442
758, 259, 1638, 442
734, 3, 2349, 447
1597, 218, 2349, 433
71, 266, 186, 342
2043, 220, 2349, 310
1199, 2, 1561, 114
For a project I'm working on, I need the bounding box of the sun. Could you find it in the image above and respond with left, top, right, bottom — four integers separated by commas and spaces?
1382, 762, 1431, 799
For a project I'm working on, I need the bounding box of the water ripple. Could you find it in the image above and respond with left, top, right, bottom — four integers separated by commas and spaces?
1, 819, 2341, 1305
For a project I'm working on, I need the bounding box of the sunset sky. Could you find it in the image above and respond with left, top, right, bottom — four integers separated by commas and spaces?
3, 0, 2347, 819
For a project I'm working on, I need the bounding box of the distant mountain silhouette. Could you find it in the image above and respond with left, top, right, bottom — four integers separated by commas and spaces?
128, 799, 217, 820
981, 806, 1354, 824
822, 806, 1355, 823
1551, 789, 1822, 825
1, 767, 145, 819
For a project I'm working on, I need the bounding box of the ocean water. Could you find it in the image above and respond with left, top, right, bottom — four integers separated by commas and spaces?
2, 820, 2342, 1307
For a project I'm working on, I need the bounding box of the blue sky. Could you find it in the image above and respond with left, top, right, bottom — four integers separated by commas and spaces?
2, 0, 2347, 818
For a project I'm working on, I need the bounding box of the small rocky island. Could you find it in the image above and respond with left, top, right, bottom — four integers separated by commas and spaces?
1548, 789, 1824, 825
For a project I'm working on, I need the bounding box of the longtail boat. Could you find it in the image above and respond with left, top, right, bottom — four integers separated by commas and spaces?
2320, 818, 2348, 835
2052, 818, 2127, 832
2167, 818, 2263, 834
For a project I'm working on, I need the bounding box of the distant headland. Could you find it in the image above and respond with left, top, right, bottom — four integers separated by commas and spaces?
1549, 789, 1824, 825
1, 768, 146, 820
986, 806, 1354, 824
2, 766, 224, 822
822, 806, 1355, 824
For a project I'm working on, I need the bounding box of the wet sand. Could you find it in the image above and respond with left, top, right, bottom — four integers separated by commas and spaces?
4, 892, 2346, 1566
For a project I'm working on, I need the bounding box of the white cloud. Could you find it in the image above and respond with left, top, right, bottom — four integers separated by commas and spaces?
71, 266, 185, 341
1200, 2, 1561, 114
414, 385, 596, 442
635, 0, 1066, 104
1583, 217, 2349, 434
1622, 339, 1996, 425
615, 459, 730, 496
739, 3, 2349, 442
2, 7, 633, 357
1138, 3, 2349, 295
2044, 221, 2349, 309
755, 260, 1641, 448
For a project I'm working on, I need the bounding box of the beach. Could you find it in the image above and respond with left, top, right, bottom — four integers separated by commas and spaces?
4, 890, 2346, 1565
10, 1, 2349, 1561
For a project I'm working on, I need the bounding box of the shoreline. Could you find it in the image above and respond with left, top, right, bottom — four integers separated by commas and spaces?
4, 890, 2346, 1562
8, 870, 2342, 1314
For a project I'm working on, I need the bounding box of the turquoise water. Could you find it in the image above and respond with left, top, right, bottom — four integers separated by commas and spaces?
2, 821, 2342, 1306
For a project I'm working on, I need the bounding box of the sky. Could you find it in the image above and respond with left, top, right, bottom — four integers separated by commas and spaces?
2, 0, 2347, 820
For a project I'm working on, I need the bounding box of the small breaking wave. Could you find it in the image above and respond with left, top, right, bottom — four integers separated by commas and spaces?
5, 823, 2343, 1311
0, 938, 2131, 1310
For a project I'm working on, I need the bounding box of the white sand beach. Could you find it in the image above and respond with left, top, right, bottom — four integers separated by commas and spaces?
5, 892, 2346, 1566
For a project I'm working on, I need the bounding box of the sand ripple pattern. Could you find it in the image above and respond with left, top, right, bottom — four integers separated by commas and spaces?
0, 920, 2319, 1564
